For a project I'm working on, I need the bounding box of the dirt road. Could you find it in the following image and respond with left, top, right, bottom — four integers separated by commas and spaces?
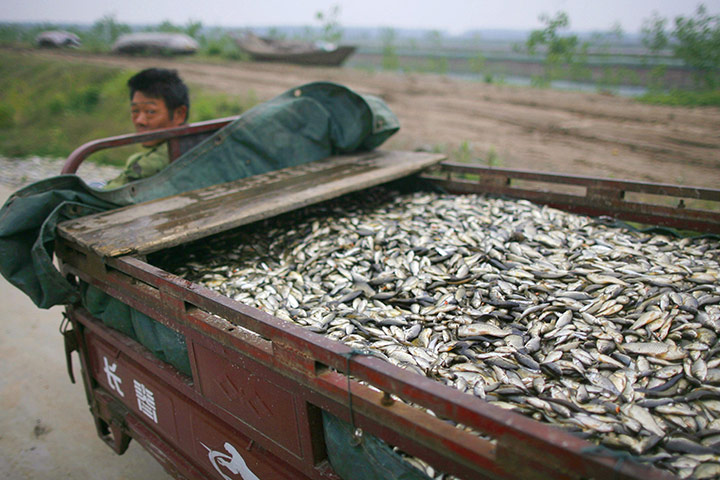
26, 48, 720, 188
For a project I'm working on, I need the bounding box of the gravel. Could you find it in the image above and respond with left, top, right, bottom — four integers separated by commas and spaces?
0, 156, 122, 190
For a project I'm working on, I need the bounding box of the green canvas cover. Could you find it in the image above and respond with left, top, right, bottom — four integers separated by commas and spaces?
0, 175, 117, 307
81, 282, 191, 375
0, 82, 399, 309
322, 411, 431, 480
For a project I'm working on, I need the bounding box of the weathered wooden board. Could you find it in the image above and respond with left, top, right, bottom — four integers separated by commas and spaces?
57, 150, 445, 258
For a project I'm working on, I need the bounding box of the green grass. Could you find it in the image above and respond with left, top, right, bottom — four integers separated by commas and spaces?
0, 51, 257, 166
0, 52, 128, 163
638, 89, 720, 107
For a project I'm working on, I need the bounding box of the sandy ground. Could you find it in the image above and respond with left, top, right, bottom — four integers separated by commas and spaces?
0, 184, 171, 479
20, 48, 720, 189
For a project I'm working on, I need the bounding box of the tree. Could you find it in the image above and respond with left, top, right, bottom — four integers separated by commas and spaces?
641, 5, 720, 90
642, 12, 669, 53
381, 28, 399, 71
672, 4, 720, 89
524, 12, 588, 86
592, 22, 632, 92
425, 30, 448, 74
85, 14, 130, 51
468, 33, 490, 81
314, 4, 343, 44
641, 12, 670, 91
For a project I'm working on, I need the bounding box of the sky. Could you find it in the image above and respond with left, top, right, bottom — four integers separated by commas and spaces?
2, 0, 719, 35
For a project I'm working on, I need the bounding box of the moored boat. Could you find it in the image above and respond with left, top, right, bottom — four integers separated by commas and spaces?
235, 32, 355, 66
112, 32, 198, 55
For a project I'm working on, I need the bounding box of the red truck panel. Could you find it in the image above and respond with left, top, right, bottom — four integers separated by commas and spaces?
77, 308, 339, 480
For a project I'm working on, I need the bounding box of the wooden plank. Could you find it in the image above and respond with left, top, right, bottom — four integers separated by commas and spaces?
57, 150, 445, 258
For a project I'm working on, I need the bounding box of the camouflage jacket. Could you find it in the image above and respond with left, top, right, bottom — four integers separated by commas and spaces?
104, 143, 169, 190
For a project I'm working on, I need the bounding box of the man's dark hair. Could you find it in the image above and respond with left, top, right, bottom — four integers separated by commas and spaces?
128, 68, 190, 120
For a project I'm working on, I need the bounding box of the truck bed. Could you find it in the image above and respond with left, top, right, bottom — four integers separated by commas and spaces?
55, 149, 720, 479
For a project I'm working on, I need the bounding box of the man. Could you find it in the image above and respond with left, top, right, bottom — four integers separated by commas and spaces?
105, 68, 189, 189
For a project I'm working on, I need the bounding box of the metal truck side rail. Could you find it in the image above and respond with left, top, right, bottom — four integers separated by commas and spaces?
423, 162, 720, 234
61, 116, 239, 174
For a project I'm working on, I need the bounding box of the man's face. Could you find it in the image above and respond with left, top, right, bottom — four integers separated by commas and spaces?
131, 91, 187, 147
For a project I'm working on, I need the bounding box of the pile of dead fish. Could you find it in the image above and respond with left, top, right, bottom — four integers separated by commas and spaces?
170, 188, 720, 479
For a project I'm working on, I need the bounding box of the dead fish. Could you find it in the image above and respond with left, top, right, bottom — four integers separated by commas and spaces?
458, 322, 511, 338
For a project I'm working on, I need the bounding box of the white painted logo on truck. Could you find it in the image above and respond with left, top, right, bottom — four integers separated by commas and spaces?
103, 356, 124, 397
133, 379, 158, 423
201, 441, 260, 480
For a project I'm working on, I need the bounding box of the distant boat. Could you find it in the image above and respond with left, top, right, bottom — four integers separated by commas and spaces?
235, 33, 356, 67
112, 33, 198, 55
36, 30, 81, 48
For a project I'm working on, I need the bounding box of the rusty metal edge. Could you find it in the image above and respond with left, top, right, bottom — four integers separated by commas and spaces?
423, 164, 720, 234
61, 116, 238, 174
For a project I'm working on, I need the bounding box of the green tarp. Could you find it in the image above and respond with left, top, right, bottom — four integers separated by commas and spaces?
322, 411, 431, 480
0, 81, 399, 309
82, 282, 191, 375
